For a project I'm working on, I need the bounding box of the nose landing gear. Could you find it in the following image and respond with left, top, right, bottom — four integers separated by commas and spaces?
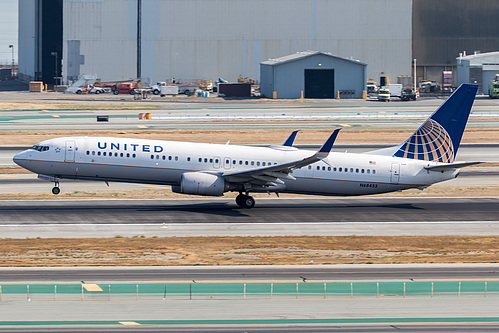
235, 193, 255, 209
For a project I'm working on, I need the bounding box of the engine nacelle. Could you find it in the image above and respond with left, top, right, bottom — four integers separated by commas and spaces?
172, 172, 226, 196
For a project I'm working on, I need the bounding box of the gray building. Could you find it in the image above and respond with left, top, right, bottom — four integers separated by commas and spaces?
260, 51, 366, 99
18, 0, 411, 86
456, 51, 499, 93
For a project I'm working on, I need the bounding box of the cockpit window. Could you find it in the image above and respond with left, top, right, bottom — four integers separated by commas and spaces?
30, 145, 50, 152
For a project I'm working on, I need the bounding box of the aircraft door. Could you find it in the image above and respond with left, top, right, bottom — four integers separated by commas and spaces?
213, 156, 221, 169
390, 163, 400, 184
65, 140, 76, 162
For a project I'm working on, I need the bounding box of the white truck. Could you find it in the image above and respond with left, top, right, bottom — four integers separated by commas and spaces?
383, 84, 403, 97
151, 82, 180, 96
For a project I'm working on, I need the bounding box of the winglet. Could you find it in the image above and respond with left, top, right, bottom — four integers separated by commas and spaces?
282, 130, 300, 147
317, 129, 341, 157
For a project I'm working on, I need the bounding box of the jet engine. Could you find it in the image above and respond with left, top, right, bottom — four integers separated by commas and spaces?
172, 172, 226, 196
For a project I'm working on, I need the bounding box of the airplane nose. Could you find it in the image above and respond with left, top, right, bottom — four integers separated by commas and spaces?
13, 150, 29, 168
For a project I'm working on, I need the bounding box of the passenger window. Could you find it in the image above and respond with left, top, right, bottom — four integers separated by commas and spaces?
92, 151, 95, 155
333, 167, 337, 171
150, 155, 154, 159
339, 167, 342, 172
367, 169, 370, 174
115, 152, 118, 157
169, 156, 172, 161
120, 153, 124, 157
245, 161, 249, 165
257, 162, 260, 166
316, 166, 320, 170
210, 158, 213, 163
175, 156, 178, 161
373, 170, 376, 174
350, 168, 353, 173
361, 169, 364, 173
262, 162, 266, 166
239, 161, 242, 165
132, 154, 136, 158
86, 151, 90, 155
198, 158, 202, 162
127, 153, 130, 158
251, 161, 254, 166
204, 158, 207, 163
356, 168, 359, 173
308, 166, 311, 169
187, 157, 191, 162
156, 155, 159, 159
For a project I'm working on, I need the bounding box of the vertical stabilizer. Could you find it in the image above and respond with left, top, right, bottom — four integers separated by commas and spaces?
393, 84, 478, 163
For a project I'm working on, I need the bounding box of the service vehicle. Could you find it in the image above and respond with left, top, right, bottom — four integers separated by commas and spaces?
378, 88, 390, 102
489, 74, 499, 98
400, 87, 417, 101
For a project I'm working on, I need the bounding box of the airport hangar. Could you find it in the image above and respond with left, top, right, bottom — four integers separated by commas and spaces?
17, 0, 499, 93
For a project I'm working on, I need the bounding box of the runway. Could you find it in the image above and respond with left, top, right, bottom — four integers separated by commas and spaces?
1, 197, 499, 238
1, 264, 499, 283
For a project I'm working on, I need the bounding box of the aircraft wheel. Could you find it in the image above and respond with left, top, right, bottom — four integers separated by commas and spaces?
153, 90, 160, 95
235, 194, 245, 207
52, 187, 61, 195
241, 195, 255, 209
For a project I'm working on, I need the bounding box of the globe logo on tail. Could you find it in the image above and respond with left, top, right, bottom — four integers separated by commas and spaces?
394, 119, 454, 163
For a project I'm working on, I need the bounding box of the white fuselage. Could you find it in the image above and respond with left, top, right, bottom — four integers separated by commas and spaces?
13, 136, 459, 197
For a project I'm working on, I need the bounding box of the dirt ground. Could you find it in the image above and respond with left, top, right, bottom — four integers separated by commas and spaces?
3, 128, 499, 146
2, 236, 499, 267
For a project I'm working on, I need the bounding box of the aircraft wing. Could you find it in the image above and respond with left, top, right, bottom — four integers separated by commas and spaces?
424, 161, 484, 171
223, 129, 340, 186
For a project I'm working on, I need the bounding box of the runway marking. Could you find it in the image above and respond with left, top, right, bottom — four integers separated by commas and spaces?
82, 283, 102, 291
137, 125, 148, 128
0, 175, 16, 178
119, 322, 141, 326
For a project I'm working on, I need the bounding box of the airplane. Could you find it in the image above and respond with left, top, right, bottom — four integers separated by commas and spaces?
13, 83, 481, 209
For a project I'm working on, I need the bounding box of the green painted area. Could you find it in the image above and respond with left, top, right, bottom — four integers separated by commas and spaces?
1, 317, 499, 326
2, 281, 499, 298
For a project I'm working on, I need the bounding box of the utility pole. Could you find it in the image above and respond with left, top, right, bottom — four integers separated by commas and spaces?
51, 51, 58, 85
9, 45, 14, 78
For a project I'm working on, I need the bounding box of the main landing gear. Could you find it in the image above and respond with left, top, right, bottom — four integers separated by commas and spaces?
52, 179, 60, 195
235, 193, 255, 209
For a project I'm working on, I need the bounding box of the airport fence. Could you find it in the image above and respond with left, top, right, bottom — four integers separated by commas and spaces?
1, 281, 499, 302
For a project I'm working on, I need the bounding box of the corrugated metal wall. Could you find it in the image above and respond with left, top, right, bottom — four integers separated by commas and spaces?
261, 54, 366, 99
413, 0, 499, 66
62, 0, 411, 85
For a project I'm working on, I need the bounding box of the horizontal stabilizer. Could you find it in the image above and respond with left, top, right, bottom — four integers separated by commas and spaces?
425, 161, 484, 171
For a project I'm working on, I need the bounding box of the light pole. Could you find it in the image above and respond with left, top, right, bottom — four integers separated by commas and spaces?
8, 45, 14, 77
413, 58, 417, 90
51, 51, 58, 85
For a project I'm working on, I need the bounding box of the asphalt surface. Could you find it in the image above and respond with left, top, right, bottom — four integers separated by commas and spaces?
1, 197, 498, 225
1, 264, 499, 283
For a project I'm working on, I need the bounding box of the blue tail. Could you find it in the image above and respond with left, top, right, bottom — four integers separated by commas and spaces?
393, 84, 478, 163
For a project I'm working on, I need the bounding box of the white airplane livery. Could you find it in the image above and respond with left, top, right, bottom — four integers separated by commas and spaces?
14, 84, 481, 208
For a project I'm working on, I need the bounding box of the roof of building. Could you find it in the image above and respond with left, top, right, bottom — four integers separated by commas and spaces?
457, 51, 499, 65
261, 50, 367, 66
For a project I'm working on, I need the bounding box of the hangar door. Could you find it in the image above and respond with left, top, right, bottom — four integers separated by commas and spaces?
304, 69, 334, 98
